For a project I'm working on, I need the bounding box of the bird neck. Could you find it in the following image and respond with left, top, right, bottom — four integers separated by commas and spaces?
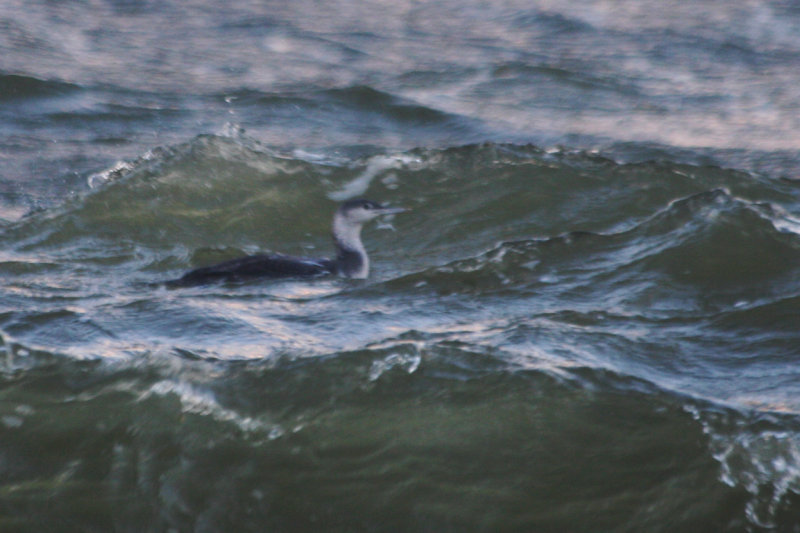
332, 215, 369, 279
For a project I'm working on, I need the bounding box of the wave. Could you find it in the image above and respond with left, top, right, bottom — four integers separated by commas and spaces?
221, 84, 482, 139
0, 73, 80, 100
2, 322, 789, 531
390, 187, 800, 309
1, 137, 797, 384
3, 280, 800, 531
3, 137, 798, 290
690, 405, 800, 529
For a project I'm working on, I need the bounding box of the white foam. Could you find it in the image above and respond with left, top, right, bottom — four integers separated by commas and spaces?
1, 415, 23, 428
329, 154, 419, 201
688, 405, 800, 528
140, 379, 271, 434
368, 350, 422, 381
771, 211, 800, 236
87, 149, 160, 189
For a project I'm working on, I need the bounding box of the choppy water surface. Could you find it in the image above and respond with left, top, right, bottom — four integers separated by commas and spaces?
2, 1, 800, 531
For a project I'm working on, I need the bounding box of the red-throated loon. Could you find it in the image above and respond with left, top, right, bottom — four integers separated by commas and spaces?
168, 199, 406, 286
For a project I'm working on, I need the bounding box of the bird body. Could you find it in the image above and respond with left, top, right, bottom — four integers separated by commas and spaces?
168, 199, 404, 286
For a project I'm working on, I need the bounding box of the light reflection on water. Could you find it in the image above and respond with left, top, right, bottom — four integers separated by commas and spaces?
3, 0, 800, 153
3, 1, 800, 529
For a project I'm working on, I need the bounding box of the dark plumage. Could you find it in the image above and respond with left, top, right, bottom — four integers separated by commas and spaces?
167, 199, 405, 287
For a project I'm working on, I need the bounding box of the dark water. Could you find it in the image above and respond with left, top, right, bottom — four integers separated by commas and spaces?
2, 1, 800, 531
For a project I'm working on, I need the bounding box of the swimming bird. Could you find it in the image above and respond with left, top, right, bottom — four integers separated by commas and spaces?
168, 199, 406, 286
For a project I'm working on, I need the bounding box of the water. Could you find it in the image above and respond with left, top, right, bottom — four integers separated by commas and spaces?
2, 1, 800, 531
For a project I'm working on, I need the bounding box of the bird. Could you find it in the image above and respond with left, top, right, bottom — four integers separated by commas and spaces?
167, 199, 406, 286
